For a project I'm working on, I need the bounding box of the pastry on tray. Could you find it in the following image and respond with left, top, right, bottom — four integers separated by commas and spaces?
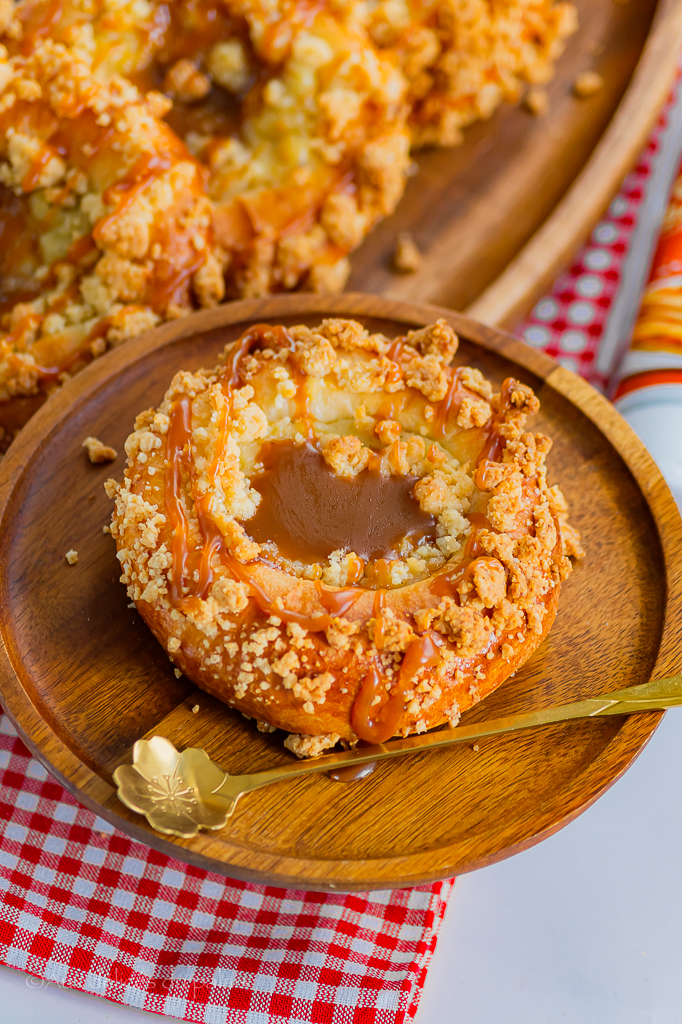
0, 0, 576, 445
109, 317, 583, 756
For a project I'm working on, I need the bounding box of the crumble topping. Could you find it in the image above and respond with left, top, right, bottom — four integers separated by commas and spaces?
110, 317, 581, 753
82, 435, 117, 463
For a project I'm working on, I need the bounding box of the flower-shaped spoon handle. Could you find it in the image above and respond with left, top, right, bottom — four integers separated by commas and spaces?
113, 674, 682, 838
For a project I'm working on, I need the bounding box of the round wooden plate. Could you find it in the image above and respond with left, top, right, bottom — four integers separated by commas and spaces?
0, 294, 681, 892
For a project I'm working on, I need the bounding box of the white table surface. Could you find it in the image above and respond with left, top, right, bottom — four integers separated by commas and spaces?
2, 702, 682, 1024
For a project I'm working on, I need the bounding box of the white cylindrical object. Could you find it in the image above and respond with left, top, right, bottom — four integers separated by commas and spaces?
615, 385, 682, 507
612, 153, 682, 511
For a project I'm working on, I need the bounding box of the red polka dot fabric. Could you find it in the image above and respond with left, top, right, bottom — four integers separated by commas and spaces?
0, 87, 676, 1024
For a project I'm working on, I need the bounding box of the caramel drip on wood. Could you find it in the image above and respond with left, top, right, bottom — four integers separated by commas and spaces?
328, 760, 377, 783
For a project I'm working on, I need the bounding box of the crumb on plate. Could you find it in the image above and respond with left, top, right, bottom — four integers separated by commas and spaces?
392, 232, 422, 273
83, 436, 118, 464
573, 71, 604, 98
525, 87, 549, 117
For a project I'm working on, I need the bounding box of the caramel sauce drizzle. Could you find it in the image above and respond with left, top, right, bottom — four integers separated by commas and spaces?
93, 153, 175, 249
221, 323, 293, 389
150, 253, 206, 314
3, 114, 202, 381
18, 0, 64, 55
291, 362, 314, 437
385, 338, 404, 363
426, 380, 518, 603
193, 398, 233, 603
364, 557, 396, 589
3, 290, 94, 381
345, 553, 365, 584
161, 333, 519, 746
21, 142, 64, 192
314, 580, 363, 618
225, 555, 341, 632
163, 324, 324, 611
474, 378, 514, 489
463, 511, 491, 559
64, 233, 97, 265
164, 394, 193, 605
377, 392, 407, 425
351, 631, 443, 745
371, 589, 388, 649
429, 511, 494, 603
221, 322, 313, 433
433, 368, 467, 438
351, 660, 391, 744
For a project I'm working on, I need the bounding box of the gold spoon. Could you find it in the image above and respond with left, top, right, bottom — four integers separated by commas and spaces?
113, 674, 682, 838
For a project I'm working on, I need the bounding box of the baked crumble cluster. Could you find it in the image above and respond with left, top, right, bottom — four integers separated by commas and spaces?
109, 317, 583, 756
0, 0, 576, 443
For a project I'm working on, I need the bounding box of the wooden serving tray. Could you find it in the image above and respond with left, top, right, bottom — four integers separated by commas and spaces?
353, 0, 682, 328
0, 294, 680, 891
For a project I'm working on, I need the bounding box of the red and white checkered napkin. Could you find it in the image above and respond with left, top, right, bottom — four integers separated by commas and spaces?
0, 715, 454, 1022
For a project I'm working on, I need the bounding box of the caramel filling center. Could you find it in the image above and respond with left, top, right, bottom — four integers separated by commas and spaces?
245, 439, 437, 563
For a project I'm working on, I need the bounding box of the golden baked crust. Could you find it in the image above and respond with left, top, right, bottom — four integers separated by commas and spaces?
110, 317, 581, 755
0, 0, 576, 445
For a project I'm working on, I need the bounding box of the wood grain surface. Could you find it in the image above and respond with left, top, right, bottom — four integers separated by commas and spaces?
0, 294, 681, 892
350, 0, 682, 327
